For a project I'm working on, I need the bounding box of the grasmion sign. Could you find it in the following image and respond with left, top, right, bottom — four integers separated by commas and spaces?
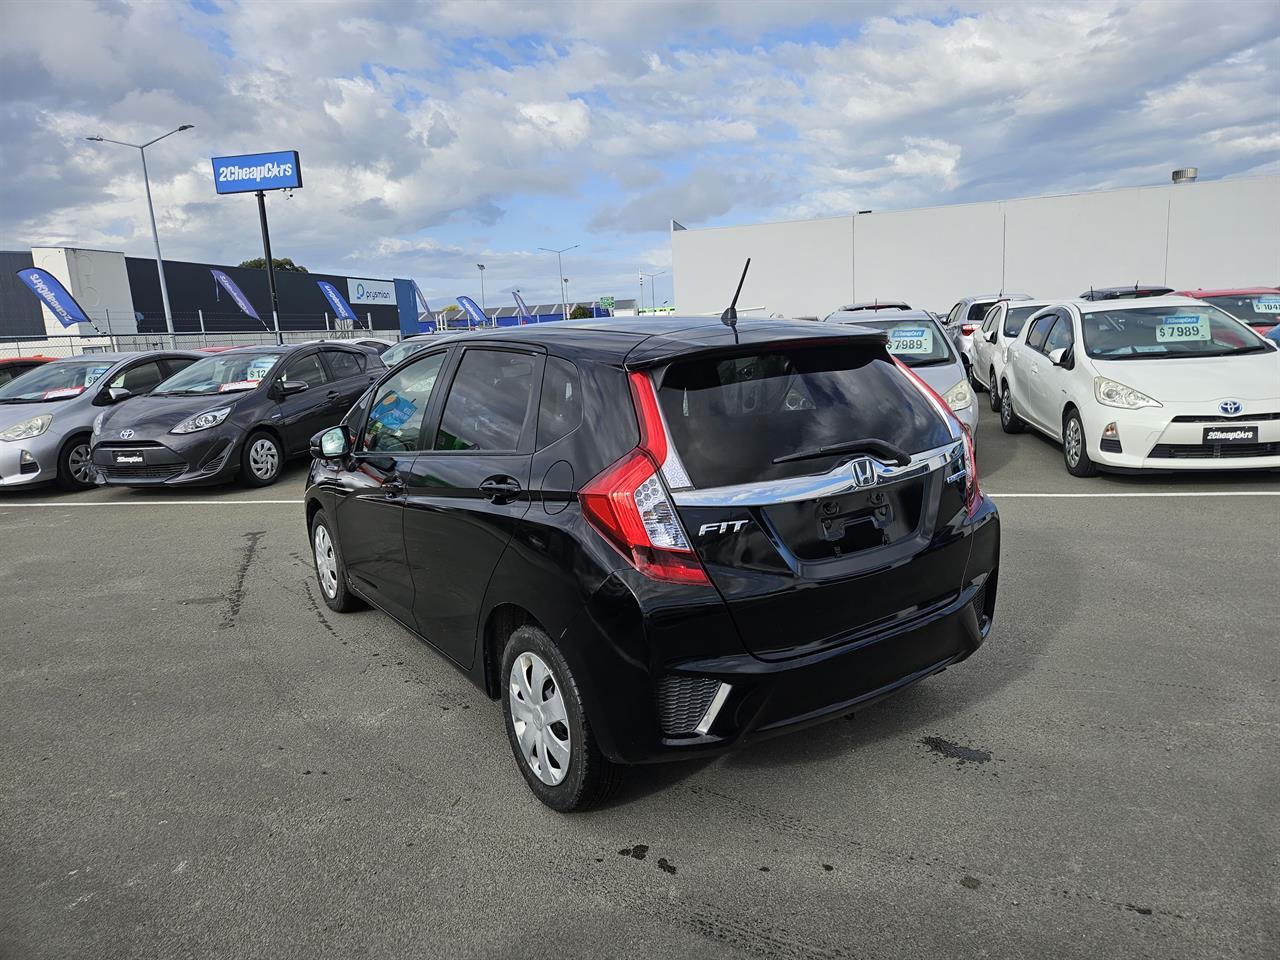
211, 151, 302, 194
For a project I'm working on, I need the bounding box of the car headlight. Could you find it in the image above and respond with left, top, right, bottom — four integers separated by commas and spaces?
170, 406, 232, 434
1093, 377, 1161, 410
92, 412, 105, 437
942, 380, 974, 411
0, 414, 53, 442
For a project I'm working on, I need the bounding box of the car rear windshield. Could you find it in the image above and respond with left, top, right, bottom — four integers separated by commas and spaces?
0, 358, 116, 402
154, 353, 281, 395
655, 344, 953, 488
1201, 295, 1280, 325
1004, 305, 1043, 338
1081, 305, 1270, 360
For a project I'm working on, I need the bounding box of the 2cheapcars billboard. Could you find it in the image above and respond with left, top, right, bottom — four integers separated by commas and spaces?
347, 278, 397, 306
211, 151, 302, 195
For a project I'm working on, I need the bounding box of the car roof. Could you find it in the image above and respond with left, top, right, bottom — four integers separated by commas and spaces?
1060, 294, 1208, 312
436, 316, 888, 367
1174, 287, 1279, 297
833, 301, 912, 312
47, 350, 196, 364
827, 309, 938, 325
963, 293, 1031, 303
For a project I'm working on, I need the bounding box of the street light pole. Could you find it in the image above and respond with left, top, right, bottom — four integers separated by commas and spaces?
641, 270, 666, 313
538, 244, 579, 321
86, 124, 193, 346
476, 263, 487, 323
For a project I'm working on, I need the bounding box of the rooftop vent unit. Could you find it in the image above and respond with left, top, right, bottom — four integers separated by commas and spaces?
1172, 167, 1198, 184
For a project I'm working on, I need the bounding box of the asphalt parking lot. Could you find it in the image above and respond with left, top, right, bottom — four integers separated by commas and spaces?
2, 403, 1277, 960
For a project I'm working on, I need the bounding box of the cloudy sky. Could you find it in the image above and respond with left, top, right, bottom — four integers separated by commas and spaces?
2, 0, 1278, 310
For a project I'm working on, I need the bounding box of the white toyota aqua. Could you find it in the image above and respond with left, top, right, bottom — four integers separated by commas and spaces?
998, 296, 1280, 476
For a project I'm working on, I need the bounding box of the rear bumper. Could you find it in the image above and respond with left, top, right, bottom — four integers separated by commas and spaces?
582, 503, 999, 764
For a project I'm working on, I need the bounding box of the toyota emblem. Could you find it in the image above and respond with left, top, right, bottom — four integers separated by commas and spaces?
1218, 400, 1242, 416
119, 429, 135, 440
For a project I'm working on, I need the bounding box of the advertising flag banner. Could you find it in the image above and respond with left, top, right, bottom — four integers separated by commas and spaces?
317, 280, 359, 325
16, 268, 92, 328
211, 269, 262, 321
456, 295, 488, 327
513, 291, 535, 324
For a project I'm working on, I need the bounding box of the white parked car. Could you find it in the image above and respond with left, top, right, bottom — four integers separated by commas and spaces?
967, 300, 1054, 409
998, 296, 1280, 476
942, 294, 1031, 375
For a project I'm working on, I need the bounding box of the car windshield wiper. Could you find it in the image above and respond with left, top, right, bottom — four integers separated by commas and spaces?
773, 438, 912, 466
0, 396, 51, 404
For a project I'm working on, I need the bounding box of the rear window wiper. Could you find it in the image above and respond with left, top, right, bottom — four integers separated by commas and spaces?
773, 438, 911, 466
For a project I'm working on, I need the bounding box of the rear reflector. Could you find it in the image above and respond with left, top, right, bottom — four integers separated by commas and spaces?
579, 373, 709, 585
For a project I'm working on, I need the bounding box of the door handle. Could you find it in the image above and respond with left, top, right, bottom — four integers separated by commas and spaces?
479, 475, 522, 504
382, 477, 405, 498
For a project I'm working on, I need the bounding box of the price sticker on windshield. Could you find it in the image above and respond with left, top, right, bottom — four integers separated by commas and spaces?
83, 365, 111, 386
1255, 298, 1280, 314
1155, 315, 1210, 342
887, 326, 933, 354
246, 357, 277, 381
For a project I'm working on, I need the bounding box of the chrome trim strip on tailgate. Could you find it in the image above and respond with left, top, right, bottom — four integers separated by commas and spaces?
670, 440, 963, 507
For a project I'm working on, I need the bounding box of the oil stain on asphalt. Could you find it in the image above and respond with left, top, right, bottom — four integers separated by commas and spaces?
919, 736, 993, 766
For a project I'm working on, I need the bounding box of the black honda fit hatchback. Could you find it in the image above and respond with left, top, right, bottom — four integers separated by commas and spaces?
304, 318, 1000, 810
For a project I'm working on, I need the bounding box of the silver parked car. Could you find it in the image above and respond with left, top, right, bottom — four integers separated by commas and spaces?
824, 309, 977, 435
0, 350, 202, 490
942, 294, 1032, 379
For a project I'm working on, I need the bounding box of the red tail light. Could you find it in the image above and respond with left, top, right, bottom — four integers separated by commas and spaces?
579, 372, 709, 585
960, 323, 976, 336
892, 357, 981, 518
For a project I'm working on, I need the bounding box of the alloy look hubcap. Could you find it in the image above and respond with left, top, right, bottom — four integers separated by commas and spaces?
249, 438, 279, 479
68, 443, 93, 483
314, 525, 338, 598
1001, 389, 1011, 424
1065, 418, 1082, 466
509, 652, 571, 785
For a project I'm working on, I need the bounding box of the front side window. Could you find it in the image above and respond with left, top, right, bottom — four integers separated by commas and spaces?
1042, 315, 1074, 355
361, 352, 446, 453
110, 360, 165, 394
154, 353, 281, 396
981, 304, 1001, 335
1081, 305, 1270, 359
0, 358, 117, 402
435, 349, 537, 452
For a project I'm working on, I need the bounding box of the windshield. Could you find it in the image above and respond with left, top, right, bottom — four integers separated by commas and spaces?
1004, 305, 1043, 338
845, 317, 954, 367
1201, 294, 1280, 326
1081, 305, 1269, 360
381, 339, 434, 368
656, 344, 953, 488
154, 353, 281, 395
0, 358, 116, 402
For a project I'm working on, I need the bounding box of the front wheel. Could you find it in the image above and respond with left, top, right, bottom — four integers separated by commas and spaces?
501, 626, 621, 812
56, 434, 95, 491
999, 383, 1024, 434
1062, 409, 1098, 477
310, 510, 360, 612
241, 431, 283, 487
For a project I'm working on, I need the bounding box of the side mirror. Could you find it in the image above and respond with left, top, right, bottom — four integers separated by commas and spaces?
107, 387, 132, 403
985, 330, 998, 344
311, 426, 349, 460
1048, 347, 1069, 367
279, 380, 309, 397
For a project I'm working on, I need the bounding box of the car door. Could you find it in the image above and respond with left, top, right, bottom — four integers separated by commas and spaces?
334, 350, 449, 627
320, 347, 381, 420
401, 345, 544, 667
1009, 312, 1054, 423
1034, 311, 1077, 438
1020, 313, 1062, 431
274, 351, 333, 454
973, 303, 1002, 384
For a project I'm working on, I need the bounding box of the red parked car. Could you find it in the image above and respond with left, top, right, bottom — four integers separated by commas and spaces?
1174, 287, 1280, 333
0, 355, 56, 387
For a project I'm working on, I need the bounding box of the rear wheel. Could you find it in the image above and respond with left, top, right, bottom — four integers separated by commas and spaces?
999, 383, 1024, 434
1062, 409, 1098, 477
988, 369, 1001, 412
241, 431, 283, 487
501, 625, 621, 812
56, 434, 95, 491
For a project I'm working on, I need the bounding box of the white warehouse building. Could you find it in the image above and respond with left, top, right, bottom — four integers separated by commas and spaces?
671, 174, 1280, 318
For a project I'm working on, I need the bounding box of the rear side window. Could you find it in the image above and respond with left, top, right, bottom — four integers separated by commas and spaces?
1004, 305, 1041, 338
537, 357, 583, 448
284, 354, 328, 387
324, 350, 364, 379
656, 345, 953, 488
435, 349, 537, 452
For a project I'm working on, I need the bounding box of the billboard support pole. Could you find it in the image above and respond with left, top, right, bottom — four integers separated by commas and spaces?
255, 190, 282, 344
197, 308, 206, 346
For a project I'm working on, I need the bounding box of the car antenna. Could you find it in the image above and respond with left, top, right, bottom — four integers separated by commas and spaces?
721, 257, 750, 339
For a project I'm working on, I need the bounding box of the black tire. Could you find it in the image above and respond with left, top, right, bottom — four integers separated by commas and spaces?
966, 357, 983, 393
999, 382, 1024, 434
988, 369, 1001, 412
241, 430, 284, 487
56, 433, 95, 491
310, 509, 360, 612
1062, 408, 1098, 478
501, 625, 621, 812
